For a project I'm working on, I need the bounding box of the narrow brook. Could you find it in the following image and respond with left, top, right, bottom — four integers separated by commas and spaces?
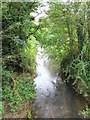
32, 46, 87, 118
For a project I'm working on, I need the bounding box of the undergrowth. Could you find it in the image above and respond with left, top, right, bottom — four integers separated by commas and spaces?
2, 67, 36, 112
61, 54, 90, 116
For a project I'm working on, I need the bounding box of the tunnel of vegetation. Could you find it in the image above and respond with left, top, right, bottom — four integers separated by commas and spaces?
1, 1, 90, 118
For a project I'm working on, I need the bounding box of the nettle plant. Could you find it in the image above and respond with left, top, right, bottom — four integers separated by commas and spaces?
64, 58, 89, 96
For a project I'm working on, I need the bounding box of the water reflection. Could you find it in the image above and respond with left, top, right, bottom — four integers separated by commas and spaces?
34, 47, 57, 92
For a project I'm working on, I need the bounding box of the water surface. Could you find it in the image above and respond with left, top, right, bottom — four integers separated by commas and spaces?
33, 47, 86, 118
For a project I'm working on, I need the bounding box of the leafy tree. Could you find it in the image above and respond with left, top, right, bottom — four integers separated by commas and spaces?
2, 2, 39, 72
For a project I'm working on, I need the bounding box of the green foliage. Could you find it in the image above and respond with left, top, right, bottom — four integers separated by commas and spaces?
63, 58, 89, 96
20, 36, 37, 73
27, 110, 32, 119
2, 2, 38, 72
81, 106, 90, 115
2, 2, 38, 113
2, 68, 36, 112
0, 102, 4, 119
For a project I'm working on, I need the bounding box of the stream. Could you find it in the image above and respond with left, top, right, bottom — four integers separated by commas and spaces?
32, 46, 87, 118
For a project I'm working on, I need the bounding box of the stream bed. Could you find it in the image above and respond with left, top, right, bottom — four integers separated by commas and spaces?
32, 47, 87, 118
